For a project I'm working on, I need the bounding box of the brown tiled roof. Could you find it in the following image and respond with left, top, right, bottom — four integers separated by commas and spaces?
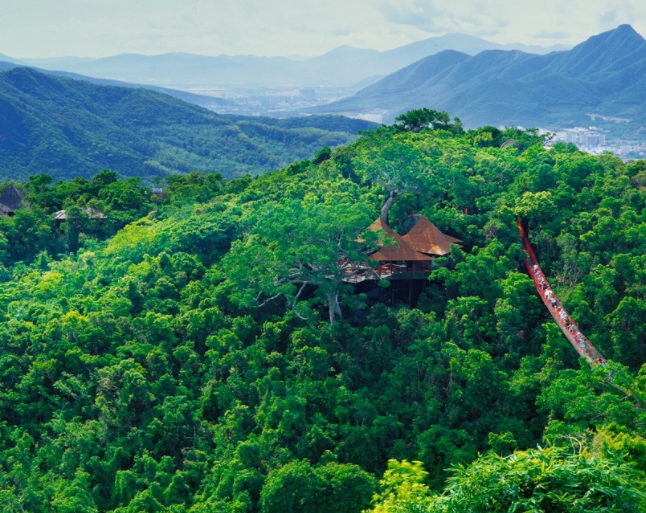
367, 218, 432, 262
402, 215, 462, 256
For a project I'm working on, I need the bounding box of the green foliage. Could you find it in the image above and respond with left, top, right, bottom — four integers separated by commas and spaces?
392, 109, 464, 135
260, 460, 375, 513
0, 173, 156, 264
219, 183, 378, 324
437, 447, 646, 512
369, 460, 433, 513
369, 450, 646, 513
0, 121, 645, 512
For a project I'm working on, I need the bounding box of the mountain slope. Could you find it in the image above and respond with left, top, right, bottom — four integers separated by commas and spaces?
0, 60, 233, 110
0, 67, 377, 182
314, 25, 646, 130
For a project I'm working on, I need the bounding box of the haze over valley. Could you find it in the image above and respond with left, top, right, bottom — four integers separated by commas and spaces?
0, 66, 376, 182
0, 33, 569, 118
4, 23, 646, 151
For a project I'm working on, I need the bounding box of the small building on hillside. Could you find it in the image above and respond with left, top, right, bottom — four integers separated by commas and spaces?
0, 184, 26, 216
152, 188, 167, 200
54, 207, 107, 221
343, 215, 462, 283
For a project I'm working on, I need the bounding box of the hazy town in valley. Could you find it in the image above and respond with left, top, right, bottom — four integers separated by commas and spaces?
2, 2, 646, 512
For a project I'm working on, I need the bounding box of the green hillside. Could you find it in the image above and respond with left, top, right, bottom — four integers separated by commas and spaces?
1, 121, 646, 511
0, 67, 376, 182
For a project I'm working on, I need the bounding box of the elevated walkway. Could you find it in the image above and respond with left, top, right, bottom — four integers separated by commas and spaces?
517, 220, 606, 365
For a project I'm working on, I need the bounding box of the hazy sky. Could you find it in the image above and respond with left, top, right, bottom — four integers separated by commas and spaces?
1, 0, 645, 58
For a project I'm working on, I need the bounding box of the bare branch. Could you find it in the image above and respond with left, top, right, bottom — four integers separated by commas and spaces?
256, 293, 283, 308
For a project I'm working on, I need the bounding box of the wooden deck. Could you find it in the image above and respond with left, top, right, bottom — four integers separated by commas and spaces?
342, 263, 432, 283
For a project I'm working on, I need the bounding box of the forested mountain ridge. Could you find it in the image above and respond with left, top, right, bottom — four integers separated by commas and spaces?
0, 67, 376, 182
316, 25, 646, 132
1, 121, 646, 511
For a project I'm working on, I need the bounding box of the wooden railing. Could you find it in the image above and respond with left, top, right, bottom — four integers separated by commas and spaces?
342, 263, 432, 283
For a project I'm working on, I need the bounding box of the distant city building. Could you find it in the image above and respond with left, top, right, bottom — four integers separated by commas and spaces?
553, 127, 606, 148
545, 125, 646, 159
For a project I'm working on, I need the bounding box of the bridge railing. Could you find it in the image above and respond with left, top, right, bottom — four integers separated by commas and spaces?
516, 220, 606, 365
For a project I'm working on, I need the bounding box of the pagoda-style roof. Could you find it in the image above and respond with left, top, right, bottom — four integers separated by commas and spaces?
402, 215, 462, 256
367, 218, 432, 262
0, 184, 24, 212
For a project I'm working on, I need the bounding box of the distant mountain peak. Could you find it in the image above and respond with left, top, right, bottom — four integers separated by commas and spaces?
313, 24, 646, 129
566, 23, 646, 66
615, 24, 640, 35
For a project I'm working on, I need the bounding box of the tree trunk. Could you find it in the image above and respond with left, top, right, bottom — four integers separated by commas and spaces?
380, 190, 397, 224
328, 293, 342, 325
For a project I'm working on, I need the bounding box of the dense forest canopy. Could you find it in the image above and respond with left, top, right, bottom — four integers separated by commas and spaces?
1, 119, 646, 512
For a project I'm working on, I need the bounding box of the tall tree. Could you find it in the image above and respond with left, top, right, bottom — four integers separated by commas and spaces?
221, 184, 379, 324
393, 108, 464, 135
354, 132, 431, 223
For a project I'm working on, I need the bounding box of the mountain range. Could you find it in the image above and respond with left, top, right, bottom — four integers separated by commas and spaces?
313, 25, 646, 132
0, 60, 233, 111
1, 34, 568, 90
0, 67, 376, 182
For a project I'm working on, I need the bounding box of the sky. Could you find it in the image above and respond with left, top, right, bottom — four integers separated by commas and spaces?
1, 0, 645, 59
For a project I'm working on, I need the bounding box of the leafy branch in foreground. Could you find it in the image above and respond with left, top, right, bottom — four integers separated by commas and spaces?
367, 448, 646, 513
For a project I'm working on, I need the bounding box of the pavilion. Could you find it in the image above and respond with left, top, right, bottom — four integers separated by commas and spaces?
343, 216, 461, 283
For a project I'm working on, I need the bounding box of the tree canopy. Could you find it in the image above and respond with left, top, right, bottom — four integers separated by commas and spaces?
392, 109, 464, 135
1, 114, 646, 512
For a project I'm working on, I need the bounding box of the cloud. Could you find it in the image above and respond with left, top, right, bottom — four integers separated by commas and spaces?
600, 10, 618, 25
378, 0, 508, 36
0, 0, 645, 58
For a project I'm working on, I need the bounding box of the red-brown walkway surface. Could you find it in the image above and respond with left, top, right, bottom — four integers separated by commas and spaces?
516, 220, 606, 365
